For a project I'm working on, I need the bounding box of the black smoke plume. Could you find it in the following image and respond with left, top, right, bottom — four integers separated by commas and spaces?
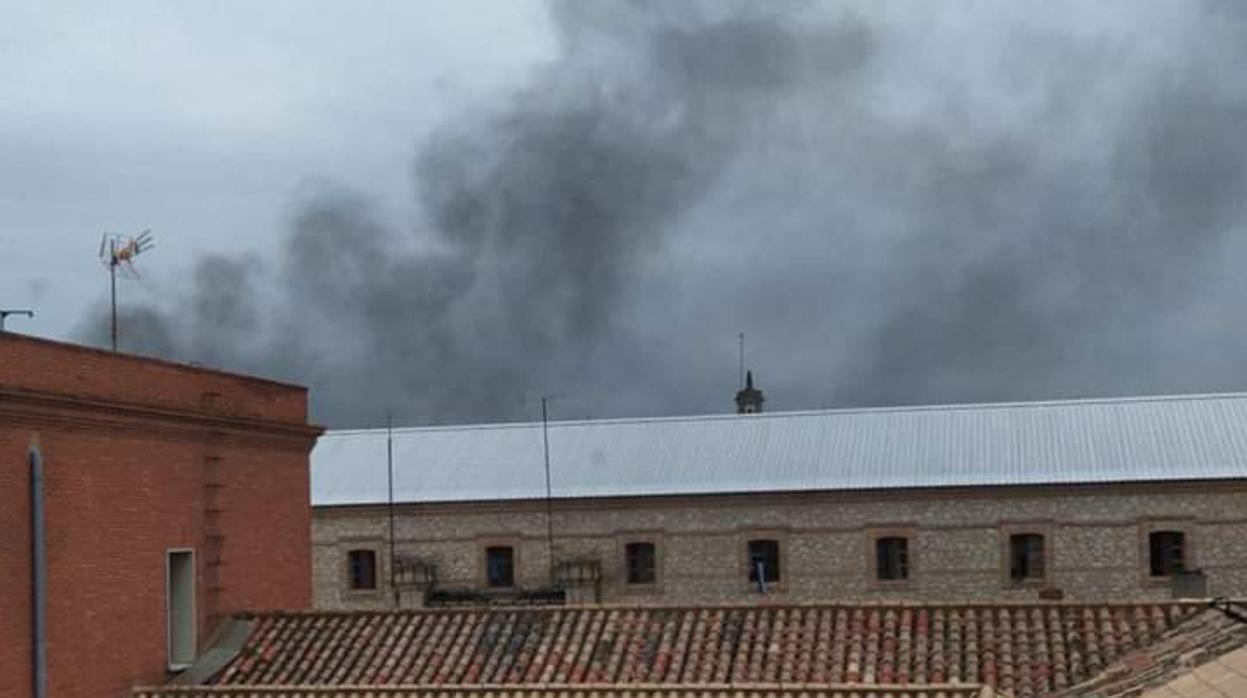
80, 1, 1247, 427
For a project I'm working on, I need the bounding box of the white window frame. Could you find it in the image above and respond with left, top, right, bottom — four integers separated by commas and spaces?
166, 548, 197, 672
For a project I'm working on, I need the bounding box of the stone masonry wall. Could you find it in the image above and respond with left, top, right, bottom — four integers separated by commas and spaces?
312, 482, 1247, 609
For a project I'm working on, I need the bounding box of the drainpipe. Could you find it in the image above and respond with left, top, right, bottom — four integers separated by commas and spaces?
30, 442, 47, 698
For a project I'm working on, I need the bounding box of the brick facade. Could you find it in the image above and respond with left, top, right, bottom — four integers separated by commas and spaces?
0, 333, 321, 698
312, 481, 1247, 609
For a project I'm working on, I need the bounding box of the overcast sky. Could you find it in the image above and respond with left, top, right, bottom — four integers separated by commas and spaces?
1, 0, 552, 334
4, 2, 1247, 428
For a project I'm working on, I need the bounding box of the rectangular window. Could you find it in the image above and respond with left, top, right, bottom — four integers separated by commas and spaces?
1009, 533, 1046, 581
1149, 531, 1186, 577
166, 550, 196, 670
747, 539, 781, 584
486, 546, 515, 587
875, 536, 909, 581
347, 549, 377, 590
625, 542, 657, 585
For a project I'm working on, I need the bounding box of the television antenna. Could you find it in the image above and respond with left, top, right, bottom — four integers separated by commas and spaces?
98, 229, 154, 352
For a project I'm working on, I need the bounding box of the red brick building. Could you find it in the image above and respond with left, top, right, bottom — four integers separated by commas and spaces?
0, 332, 322, 698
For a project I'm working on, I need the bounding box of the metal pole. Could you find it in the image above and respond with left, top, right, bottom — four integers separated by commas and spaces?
109, 239, 118, 352
542, 397, 555, 586
738, 333, 745, 389
30, 443, 47, 698
387, 415, 398, 608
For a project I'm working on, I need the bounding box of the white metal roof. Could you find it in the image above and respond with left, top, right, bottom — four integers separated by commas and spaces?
311, 393, 1247, 506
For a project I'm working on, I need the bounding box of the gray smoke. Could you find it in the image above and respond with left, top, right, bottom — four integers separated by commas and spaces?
78, 1, 1247, 426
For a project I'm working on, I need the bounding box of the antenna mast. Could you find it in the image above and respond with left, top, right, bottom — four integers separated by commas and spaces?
738, 333, 745, 389
387, 414, 399, 609
541, 397, 556, 586
98, 229, 154, 352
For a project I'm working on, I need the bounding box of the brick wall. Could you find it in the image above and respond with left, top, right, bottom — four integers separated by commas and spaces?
0, 332, 307, 422
312, 482, 1247, 609
0, 333, 320, 698
0, 429, 33, 698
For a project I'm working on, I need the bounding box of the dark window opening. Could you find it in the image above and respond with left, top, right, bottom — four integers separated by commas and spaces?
486, 546, 515, 587
747, 539, 781, 584
347, 549, 377, 590
625, 542, 657, 585
875, 536, 909, 581
1149, 531, 1186, 577
1009, 533, 1046, 581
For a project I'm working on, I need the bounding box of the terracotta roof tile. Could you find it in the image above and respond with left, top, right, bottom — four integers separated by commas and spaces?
135, 685, 1005, 698
205, 602, 1212, 697
1052, 604, 1247, 696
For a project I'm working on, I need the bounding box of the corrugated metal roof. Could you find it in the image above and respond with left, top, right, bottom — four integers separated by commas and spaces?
312, 393, 1247, 506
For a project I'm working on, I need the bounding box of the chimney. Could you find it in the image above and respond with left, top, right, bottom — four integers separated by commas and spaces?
734, 370, 764, 414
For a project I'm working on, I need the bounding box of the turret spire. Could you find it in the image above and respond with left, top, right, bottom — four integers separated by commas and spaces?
734, 370, 764, 414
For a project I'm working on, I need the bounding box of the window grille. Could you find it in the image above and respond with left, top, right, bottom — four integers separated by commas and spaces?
347, 549, 377, 590
1149, 531, 1186, 577
875, 536, 909, 581
486, 546, 515, 587
625, 542, 657, 585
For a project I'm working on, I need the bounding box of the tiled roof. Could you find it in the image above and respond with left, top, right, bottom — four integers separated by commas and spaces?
206, 602, 1206, 698
1141, 646, 1247, 697
1050, 605, 1247, 696
133, 685, 1002, 698
313, 393, 1247, 505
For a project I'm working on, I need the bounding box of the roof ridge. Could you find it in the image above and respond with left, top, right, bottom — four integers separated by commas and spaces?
320, 390, 1247, 436
138, 681, 999, 689
236, 598, 1219, 620
0, 331, 309, 391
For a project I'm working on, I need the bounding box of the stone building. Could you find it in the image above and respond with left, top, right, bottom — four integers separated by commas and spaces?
311, 390, 1247, 610
0, 332, 321, 698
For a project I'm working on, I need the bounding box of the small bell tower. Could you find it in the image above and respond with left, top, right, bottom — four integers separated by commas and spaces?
734, 370, 764, 414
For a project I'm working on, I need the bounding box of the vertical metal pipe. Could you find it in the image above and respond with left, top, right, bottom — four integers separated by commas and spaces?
542, 398, 555, 586
109, 241, 118, 352
387, 416, 398, 609
29, 443, 47, 698
738, 333, 745, 389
